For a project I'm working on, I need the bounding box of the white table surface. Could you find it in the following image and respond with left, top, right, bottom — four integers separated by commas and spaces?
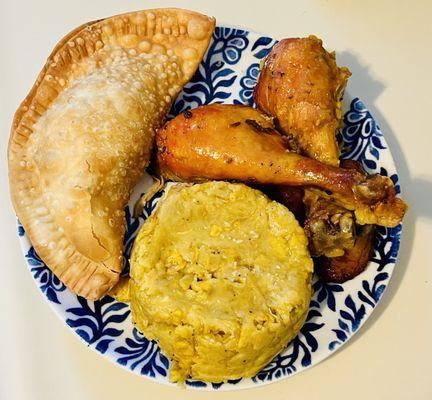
1, 0, 431, 399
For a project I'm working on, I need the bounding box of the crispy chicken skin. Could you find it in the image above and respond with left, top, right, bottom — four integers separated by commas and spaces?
156, 104, 406, 227
302, 161, 366, 257
254, 36, 370, 259
254, 35, 350, 166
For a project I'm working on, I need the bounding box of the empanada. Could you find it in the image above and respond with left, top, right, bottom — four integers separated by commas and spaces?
8, 9, 215, 299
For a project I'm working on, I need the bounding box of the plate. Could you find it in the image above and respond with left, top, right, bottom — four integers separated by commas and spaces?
17, 25, 402, 390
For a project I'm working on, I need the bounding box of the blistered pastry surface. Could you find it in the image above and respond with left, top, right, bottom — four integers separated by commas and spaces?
8, 9, 215, 299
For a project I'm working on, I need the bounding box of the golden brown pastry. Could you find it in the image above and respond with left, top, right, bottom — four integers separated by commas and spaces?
8, 9, 215, 300
156, 104, 406, 227
254, 35, 350, 166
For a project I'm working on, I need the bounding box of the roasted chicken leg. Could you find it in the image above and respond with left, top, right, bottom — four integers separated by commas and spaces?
254, 35, 351, 166
156, 104, 406, 227
254, 36, 358, 257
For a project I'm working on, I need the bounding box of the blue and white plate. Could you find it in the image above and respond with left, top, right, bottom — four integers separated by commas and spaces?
17, 26, 402, 390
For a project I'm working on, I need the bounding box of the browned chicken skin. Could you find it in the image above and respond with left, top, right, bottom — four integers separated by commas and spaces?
254, 36, 369, 259
254, 35, 351, 166
156, 104, 406, 227
302, 161, 366, 257
304, 191, 355, 258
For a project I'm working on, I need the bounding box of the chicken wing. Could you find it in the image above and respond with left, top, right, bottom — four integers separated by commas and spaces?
156, 104, 406, 227
254, 35, 350, 166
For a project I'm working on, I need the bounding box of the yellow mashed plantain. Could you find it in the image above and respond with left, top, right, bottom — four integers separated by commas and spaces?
107, 276, 130, 303
130, 182, 313, 383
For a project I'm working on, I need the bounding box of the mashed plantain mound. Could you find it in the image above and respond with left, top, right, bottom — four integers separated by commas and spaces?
130, 182, 313, 383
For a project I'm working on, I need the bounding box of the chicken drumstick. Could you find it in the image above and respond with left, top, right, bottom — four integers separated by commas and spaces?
156, 104, 406, 227
254, 35, 351, 166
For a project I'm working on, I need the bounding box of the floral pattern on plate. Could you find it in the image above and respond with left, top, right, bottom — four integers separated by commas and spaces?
17, 26, 402, 390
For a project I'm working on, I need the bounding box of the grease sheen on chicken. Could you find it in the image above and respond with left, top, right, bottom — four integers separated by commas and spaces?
156, 104, 406, 227
254, 35, 351, 166
254, 36, 364, 261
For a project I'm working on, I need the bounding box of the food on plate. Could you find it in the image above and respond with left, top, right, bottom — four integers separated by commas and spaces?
301, 160, 372, 259
253, 37, 389, 286
156, 103, 407, 227
302, 162, 368, 258
133, 176, 165, 218
261, 185, 306, 223
254, 35, 351, 166
108, 276, 130, 302
6, 6, 407, 386
254, 35, 355, 257
315, 224, 375, 283
303, 190, 355, 257
130, 182, 313, 383
8, 9, 215, 299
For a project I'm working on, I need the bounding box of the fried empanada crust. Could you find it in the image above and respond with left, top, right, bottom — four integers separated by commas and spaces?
8, 9, 215, 299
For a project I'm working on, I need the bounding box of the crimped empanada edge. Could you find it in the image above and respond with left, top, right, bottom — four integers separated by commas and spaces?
8, 9, 215, 300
